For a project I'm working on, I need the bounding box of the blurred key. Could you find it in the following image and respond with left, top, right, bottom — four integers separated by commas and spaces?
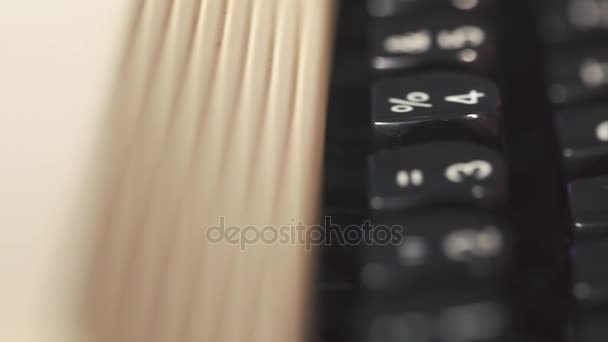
368, 0, 494, 18
539, 0, 608, 44
359, 210, 510, 294
370, 14, 496, 73
369, 141, 507, 212
572, 238, 608, 306
555, 103, 608, 177
572, 237, 608, 342
372, 71, 501, 145
576, 313, 608, 342
568, 176, 608, 237
547, 45, 608, 105
353, 294, 512, 342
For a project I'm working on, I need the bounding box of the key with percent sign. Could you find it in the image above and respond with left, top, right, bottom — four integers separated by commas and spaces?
389, 91, 433, 113
372, 71, 502, 146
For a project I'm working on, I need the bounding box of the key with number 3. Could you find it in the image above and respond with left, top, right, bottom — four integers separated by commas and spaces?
369, 141, 507, 212
372, 71, 502, 146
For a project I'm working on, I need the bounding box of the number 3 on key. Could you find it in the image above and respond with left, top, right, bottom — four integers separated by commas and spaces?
445, 160, 493, 183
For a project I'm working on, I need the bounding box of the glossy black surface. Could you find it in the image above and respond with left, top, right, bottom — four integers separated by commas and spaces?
538, 0, 608, 44
572, 238, 608, 306
556, 104, 608, 178
575, 313, 608, 342
568, 176, 608, 238
353, 294, 513, 342
369, 142, 507, 211
370, 14, 495, 73
359, 210, 510, 295
319, 1, 573, 342
547, 44, 608, 105
371, 71, 501, 145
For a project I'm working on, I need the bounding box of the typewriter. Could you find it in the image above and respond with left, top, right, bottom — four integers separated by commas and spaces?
319, 1, 608, 341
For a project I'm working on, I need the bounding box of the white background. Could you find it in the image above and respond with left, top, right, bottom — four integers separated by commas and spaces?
0, 1, 132, 340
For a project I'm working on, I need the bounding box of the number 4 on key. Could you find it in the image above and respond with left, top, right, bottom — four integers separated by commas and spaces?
445, 90, 485, 105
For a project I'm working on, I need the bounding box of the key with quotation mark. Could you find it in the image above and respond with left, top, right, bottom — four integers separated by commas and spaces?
370, 14, 496, 73
368, 141, 507, 212
372, 72, 501, 145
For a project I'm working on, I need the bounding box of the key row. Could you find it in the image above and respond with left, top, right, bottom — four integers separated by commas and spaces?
371, 14, 495, 73
358, 5, 517, 341
339, 1, 588, 340
370, 70, 608, 183
541, 3, 608, 339
368, 0, 608, 108
367, 0, 608, 46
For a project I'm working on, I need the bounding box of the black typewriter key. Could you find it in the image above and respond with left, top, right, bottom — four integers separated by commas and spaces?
547, 45, 608, 105
538, 0, 608, 44
359, 210, 510, 294
578, 315, 608, 342
353, 295, 512, 342
576, 312, 608, 342
572, 239, 608, 306
369, 141, 507, 212
367, 0, 495, 18
569, 175, 608, 237
372, 71, 501, 144
555, 103, 608, 177
370, 14, 495, 73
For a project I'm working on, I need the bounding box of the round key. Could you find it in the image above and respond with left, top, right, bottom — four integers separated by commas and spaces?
368, 0, 495, 18
547, 44, 608, 105
359, 210, 511, 295
370, 14, 496, 73
368, 141, 507, 212
371, 71, 501, 145
555, 103, 608, 178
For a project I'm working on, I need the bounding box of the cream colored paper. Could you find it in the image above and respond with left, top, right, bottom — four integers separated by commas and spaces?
0, 0, 334, 341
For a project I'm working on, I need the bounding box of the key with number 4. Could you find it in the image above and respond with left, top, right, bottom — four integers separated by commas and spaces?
372, 71, 501, 145
369, 141, 507, 212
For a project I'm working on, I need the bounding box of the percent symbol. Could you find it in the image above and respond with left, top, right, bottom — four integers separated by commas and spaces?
389, 92, 433, 113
